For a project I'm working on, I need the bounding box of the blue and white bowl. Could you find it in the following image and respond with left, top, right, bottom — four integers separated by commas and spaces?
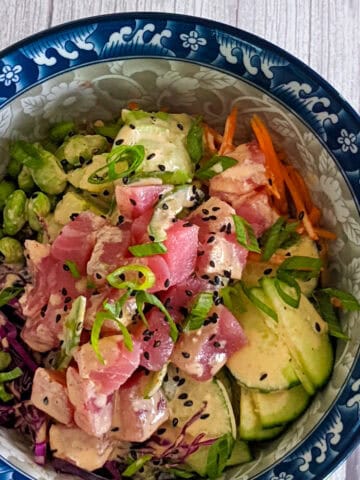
0, 12, 359, 480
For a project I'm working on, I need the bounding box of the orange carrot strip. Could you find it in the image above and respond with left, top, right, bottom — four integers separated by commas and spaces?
313, 227, 337, 240
204, 125, 217, 153
128, 101, 139, 110
250, 115, 287, 210
308, 206, 321, 225
286, 166, 314, 213
206, 124, 224, 145
247, 252, 287, 265
219, 107, 238, 154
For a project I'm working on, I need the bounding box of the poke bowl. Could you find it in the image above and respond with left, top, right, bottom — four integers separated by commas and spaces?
0, 11, 359, 480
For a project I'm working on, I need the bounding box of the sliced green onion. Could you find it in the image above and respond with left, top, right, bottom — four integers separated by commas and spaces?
278, 256, 322, 279
135, 291, 178, 342
0, 352, 11, 371
103, 290, 131, 318
0, 366, 23, 383
49, 121, 76, 143
122, 455, 152, 477
320, 288, 360, 311
168, 468, 195, 479
0, 286, 24, 308
274, 272, 301, 308
313, 291, 349, 340
186, 116, 203, 164
220, 285, 246, 317
10, 141, 45, 169
184, 292, 214, 331
91, 309, 133, 363
0, 384, 13, 402
107, 265, 155, 291
241, 282, 278, 321
128, 242, 167, 257
206, 432, 234, 479
56, 296, 86, 370
64, 260, 81, 279
261, 217, 300, 261
232, 215, 261, 253
88, 145, 145, 184
195, 155, 237, 180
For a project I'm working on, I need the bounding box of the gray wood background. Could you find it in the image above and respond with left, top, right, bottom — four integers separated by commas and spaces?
0, 0, 359, 479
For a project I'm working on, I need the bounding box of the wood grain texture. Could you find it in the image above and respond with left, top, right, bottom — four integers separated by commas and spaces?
0, 1, 359, 479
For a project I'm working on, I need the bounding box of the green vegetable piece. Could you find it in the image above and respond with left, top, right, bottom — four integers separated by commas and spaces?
17, 166, 35, 193
3, 190, 27, 236
0, 286, 24, 307
0, 180, 16, 210
184, 292, 214, 331
313, 291, 349, 340
187, 117, 204, 164
128, 242, 167, 257
49, 121, 76, 144
195, 155, 237, 180
206, 432, 234, 478
64, 260, 81, 279
0, 366, 23, 382
11, 141, 67, 195
107, 265, 156, 291
0, 384, 13, 402
27, 192, 51, 231
320, 288, 360, 311
0, 237, 24, 264
122, 455, 152, 477
233, 214, 261, 253
93, 120, 123, 140
0, 351, 11, 371
8, 143, 25, 178
56, 134, 109, 166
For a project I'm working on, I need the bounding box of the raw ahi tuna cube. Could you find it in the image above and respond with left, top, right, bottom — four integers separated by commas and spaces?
116, 184, 172, 220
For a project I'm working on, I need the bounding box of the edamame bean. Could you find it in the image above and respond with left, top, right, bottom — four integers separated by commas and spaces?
18, 166, 35, 193
27, 192, 51, 231
3, 190, 27, 236
0, 180, 16, 210
0, 237, 24, 263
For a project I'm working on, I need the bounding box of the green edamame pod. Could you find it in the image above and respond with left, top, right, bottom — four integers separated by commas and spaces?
49, 121, 76, 144
0, 237, 24, 263
18, 166, 35, 193
27, 192, 51, 231
3, 190, 27, 236
10, 141, 67, 195
7, 143, 25, 178
0, 180, 16, 210
55, 134, 109, 167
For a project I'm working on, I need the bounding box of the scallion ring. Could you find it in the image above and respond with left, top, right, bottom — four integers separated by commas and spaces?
107, 265, 155, 291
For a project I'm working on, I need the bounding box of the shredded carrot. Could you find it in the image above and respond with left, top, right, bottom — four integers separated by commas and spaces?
128, 101, 139, 110
313, 227, 337, 240
250, 115, 287, 212
308, 206, 321, 225
205, 124, 224, 145
247, 252, 287, 265
219, 107, 238, 154
203, 125, 217, 153
286, 166, 314, 214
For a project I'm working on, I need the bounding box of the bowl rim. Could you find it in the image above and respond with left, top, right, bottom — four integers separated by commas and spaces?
0, 11, 359, 480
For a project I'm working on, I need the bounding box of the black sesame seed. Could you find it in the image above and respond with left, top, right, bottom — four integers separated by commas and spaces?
210, 313, 219, 324
177, 123, 184, 131
200, 413, 210, 420
147, 153, 156, 160
115, 138, 124, 145
64, 296, 72, 304
285, 252, 292, 256
173, 375, 180, 382
70, 213, 79, 221
164, 373, 169, 382
185, 290, 193, 297
214, 275, 221, 285
117, 216, 124, 225
119, 273, 126, 281
178, 378, 185, 386
95, 273, 102, 279
61, 159, 68, 167
263, 268, 273, 275
111, 427, 119, 432
209, 334, 216, 341
172, 418, 179, 427
144, 351, 150, 360
202, 216, 211, 222
164, 279, 170, 288
202, 208, 209, 215
209, 260, 216, 268
213, 341, 221, 348
162, 203, 169, 210
103, 190, 110, 196
143, 336, 151, 342
183, 222, 193, 227
138, 271, 144, 279
158, 164, 166, 171
129, 124, 136, 129
123, 176, 129, 184
315, 322, 321, 332
149, 235, 155, 241
130, 198, 137, 206
207, 236, 215, 244
179, 307, 189, 316
43, 396, 49, 405
298, 211, 305, 220
209, 215, 217, 221
55, 314, 62, 323
212, 206, 220, 211
184, 400, 193, 407
260, 373, 268, 381
197, 250, 205, 257
181, 351, 190, 359
153, 340, 161, 348
220, 224, 227, 233
223, 270, 231, 278
61, 288, 67, 296
201, 274, 210, 280
226, 223, 232, 235
63, 305, 68, 312
157, 427, 166, 435
178, 393, 188, 400
268, 178, 273, 186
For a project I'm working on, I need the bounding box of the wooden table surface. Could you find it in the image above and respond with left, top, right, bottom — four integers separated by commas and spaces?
0, 1, 359, 479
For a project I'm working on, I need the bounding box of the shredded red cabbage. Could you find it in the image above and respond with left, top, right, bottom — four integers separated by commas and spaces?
34, 440, 47, 465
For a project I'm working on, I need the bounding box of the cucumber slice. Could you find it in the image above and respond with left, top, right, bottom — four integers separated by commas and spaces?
261, 277, 334, 393
143, 363, 168, 399
53, 191, 103, 226
148, 185, 204, 242
226, 291, 299, 391
242, 235, 320, 296
252, 384, 310, 428
239, 388, 285, 441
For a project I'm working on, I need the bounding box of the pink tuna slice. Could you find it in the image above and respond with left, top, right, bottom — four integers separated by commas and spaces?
196, 233, 248, 281
31, 368, 74, 425
66, 366, 113, 437
209, 141, 267, 198
87, 224, 132, 286
110, 370, 169, 442
133, 308, 174, 371
74, 335, 141, 395
162, 220, 199, 287
121, 256, 171, 293
116, 184, 172, 220
51, 212, 106, 275
131, 210, 154, 244
171, 304, 247, 381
